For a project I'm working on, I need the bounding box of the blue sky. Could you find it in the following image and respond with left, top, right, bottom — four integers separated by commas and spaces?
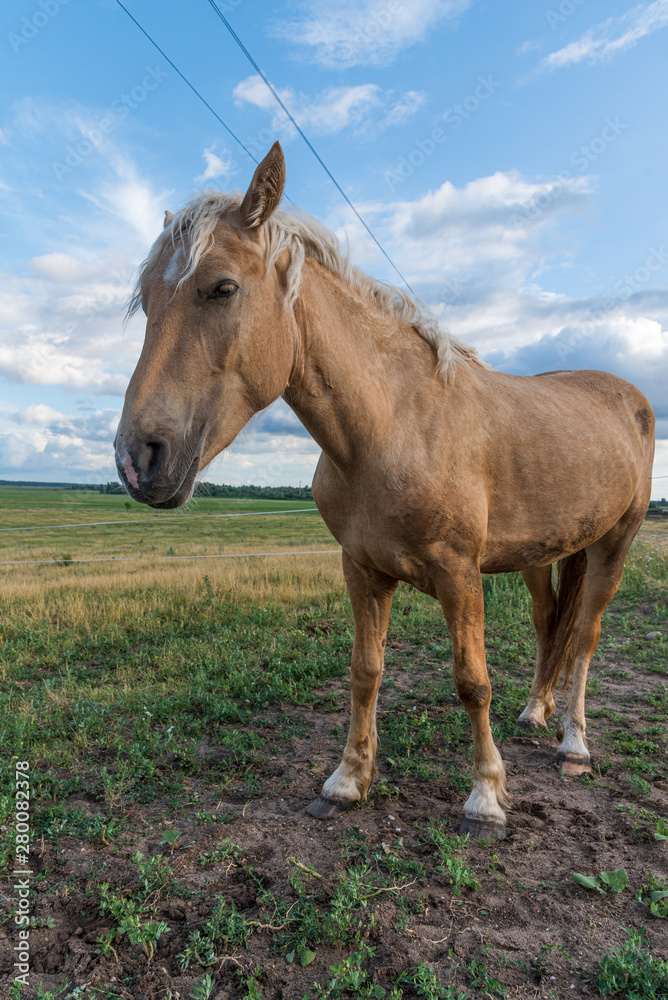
0, 0, 667, 496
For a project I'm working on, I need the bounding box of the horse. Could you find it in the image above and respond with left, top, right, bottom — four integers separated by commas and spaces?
115, 142, 655, 837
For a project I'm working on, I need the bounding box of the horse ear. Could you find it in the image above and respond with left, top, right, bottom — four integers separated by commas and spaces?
163, 211, 174, 229
238, 142, 286, 229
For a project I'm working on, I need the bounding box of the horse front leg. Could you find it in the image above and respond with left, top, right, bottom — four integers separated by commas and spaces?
306, 551, 397, 819
436, 563, 509, 838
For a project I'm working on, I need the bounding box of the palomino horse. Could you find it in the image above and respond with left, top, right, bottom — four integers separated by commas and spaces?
115, 143, 654, 837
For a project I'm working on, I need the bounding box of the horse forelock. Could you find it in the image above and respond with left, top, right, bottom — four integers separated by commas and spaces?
126, 190, 485, 377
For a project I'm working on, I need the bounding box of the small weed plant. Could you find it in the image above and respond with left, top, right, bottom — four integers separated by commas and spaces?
178, 898, 253, 969
637, 872, 668, 920
573, 868, 629, 895
428, 825, 479, 895
595, 927, 668, 998
398, 962, 468, 999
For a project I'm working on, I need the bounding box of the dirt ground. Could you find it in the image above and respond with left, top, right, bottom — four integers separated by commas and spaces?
3, 609, 667, 1000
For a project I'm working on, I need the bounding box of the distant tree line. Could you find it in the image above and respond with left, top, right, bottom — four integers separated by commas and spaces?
101, 481, 314, 499
196, 482, 313, 500
95, 481, 315, 499
647, 497, 667, 514
0, 479, 313, 499
0, 479, 101, 489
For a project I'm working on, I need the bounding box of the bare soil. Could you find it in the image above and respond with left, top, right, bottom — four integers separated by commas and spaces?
2, 618, 667, 1000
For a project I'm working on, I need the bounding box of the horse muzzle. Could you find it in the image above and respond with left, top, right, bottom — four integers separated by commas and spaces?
114, 436, 200, 509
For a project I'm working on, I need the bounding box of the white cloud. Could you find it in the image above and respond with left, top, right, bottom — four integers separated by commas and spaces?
538, 0, 668, 71
15, 404, 64, 426
233, 76, 280, 114
79, 154, 169, 246
0, 259, 140, 396
0, 433, 37, 470
332, 170, 593, 306
0, 406, 122, 480
380, 91, 425, 128
517, 38, 543, 56
233, 75, 424, 139
0, 109, 177, 406
273, 0, 470, 67
203, 403, 322, 488
29, 253, 91, 283
196, 146, 234, 184
623, 316, 666, 357
13, 405, 120, 441
0, 432, 116, 480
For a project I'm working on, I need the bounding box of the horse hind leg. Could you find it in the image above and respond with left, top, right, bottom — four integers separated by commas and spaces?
556, 505, 646, 773
518, 564, 558, 729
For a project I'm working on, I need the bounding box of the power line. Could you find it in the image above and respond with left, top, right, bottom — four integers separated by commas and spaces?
0, 549, 341, 567
0, 507, 320, 534
206, 0, 416, 296
114, 0, 258, 165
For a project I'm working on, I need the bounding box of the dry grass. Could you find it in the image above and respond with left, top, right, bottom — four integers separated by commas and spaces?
0, 548, 345, 608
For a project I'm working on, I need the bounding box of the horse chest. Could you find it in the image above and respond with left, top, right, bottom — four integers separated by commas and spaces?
316, 491, 436, 589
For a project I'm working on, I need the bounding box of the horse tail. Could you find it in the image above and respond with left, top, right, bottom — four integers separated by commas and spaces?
542, 550, 588, 691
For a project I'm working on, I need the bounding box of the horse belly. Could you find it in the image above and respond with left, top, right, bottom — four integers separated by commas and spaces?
481, 462, 639, 572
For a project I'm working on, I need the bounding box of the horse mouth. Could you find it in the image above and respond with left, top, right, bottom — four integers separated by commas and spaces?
118, 452, 200, 509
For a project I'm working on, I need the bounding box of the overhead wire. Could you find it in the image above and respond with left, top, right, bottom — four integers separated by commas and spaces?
205, 0, 416, 295
0, 549, 341, 567
114, 0, 259, 165
114, 0, 413, 294
0, 507, 320, 534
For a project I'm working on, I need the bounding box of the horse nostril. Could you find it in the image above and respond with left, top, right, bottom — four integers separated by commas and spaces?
145, 440, 168, 479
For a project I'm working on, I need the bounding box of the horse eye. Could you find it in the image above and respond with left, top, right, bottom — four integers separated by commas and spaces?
209, 281, 237, 299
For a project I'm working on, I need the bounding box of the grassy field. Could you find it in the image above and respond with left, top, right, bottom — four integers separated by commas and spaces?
0, 488, 666, 999
0, 486, 340, 608
0, 485, 331, 566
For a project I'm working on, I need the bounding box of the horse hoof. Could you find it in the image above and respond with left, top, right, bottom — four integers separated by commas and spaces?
305, 795, 357, 819
558, 753, 592, 777
516, 718, 543, 732
459, 817, 507, 840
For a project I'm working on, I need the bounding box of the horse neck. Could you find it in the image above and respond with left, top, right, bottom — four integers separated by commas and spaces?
283, 259, 439, 469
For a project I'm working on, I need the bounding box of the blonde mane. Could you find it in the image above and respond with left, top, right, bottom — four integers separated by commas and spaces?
128, 191, 484, 378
